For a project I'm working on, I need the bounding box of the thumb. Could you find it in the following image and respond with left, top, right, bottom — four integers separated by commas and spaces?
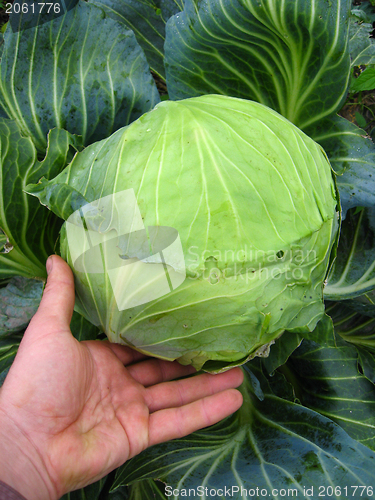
28, 255, 75, 336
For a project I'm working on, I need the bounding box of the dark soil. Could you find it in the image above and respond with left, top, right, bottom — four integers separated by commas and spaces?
151, 71, 168, 96
340, 91, 375, 133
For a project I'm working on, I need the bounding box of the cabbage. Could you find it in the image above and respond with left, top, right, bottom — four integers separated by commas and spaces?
55, 95, 339, 371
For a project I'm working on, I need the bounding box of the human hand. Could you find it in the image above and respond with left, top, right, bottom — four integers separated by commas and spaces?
0, 255, 244, 500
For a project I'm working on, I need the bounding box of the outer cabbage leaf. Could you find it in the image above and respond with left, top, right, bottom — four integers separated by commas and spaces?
305, 114, 375, 216
301, 312, 337, 347
346, 288, 375, 317
262, 314, 334, 375
325, 302, 375, 385
0, 277, 43, 336
261, 330, 303, 375
164, 0, 351, 130
357, 346, 375, 385
328, 301, 375, 351
160, 0, 184, 19
306, 114, 374, 173
357, 347, 375, 386
289, 337, 375, 451
86, 0, 184, 79
0, 118, 80, 279
0, 1, 160, 152
28, 95, 338, 371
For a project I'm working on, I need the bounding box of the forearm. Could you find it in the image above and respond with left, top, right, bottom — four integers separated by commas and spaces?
0, 407, 57, 500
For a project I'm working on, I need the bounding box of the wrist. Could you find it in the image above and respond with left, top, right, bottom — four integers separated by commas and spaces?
0, 406, 57, 500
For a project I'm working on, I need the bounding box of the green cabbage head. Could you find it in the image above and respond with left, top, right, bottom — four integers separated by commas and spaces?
52, 95, 338, 372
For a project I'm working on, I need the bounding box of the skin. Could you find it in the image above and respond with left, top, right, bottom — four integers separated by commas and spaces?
0, 255, 244, 500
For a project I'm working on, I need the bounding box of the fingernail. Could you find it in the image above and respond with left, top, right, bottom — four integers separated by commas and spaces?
46, 256, 53, 275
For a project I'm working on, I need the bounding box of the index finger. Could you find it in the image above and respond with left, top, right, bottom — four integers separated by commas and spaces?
147, 388, 243, 448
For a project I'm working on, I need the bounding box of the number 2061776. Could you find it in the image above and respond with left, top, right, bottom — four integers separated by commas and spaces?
5, 3, 61, 14
318, 486, 374, 497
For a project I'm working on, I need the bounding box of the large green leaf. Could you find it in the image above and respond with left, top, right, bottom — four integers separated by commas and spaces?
161, 0, 184, 19
87, 0, 165, 79
0, 1, 160, 152
111, 364, 375, 498
0, 119, 80, 279
325, 207, 375, 300
305, 114, 375, 215
326, 302, 375, 385
164, 0, 351, 129
329, 301, 375, 351
346, 288, 375, 317
332, 304, 375, 385
357, 347, 375, 385
87, 0, 184, 79
24, 134, 109, 221
288, 338, 375, 451
306, 113, 375, 170
0, 277, 43, 336
302, 312, 337, 347
262, 330, 302, 375
331, 139, 375, 216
